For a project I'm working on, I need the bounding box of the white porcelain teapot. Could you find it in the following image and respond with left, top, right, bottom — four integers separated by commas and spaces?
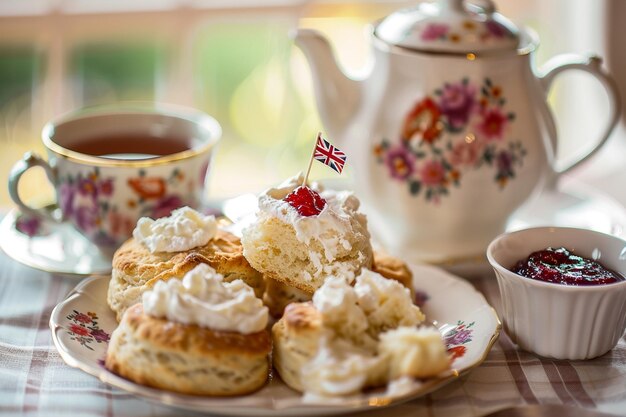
294, 0, 620, 263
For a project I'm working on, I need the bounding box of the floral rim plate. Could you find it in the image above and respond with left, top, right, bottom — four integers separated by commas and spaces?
50, 263, 500, 416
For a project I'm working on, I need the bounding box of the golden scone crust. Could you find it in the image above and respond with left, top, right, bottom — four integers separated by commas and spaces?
106, 304, 271, 396
282, 302, 322, 332
271, 303, 322, 392
113, 229, 259, 287
263, 277, 313, 318
108, 229, 264, 321
372, 252, 414, 297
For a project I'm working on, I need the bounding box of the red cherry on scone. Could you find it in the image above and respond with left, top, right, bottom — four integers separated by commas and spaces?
284, 186, 327, 217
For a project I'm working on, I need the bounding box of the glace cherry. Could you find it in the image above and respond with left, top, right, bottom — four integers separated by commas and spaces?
284, 186, 327, 217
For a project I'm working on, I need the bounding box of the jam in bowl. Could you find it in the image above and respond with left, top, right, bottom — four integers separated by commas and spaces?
512, 247, 624, 286
487, 227, 626, 360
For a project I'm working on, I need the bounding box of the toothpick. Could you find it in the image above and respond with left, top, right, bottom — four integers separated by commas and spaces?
302, 132, 321, 187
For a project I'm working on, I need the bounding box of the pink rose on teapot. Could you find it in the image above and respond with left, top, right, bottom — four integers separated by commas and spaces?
294, 0, 620, 263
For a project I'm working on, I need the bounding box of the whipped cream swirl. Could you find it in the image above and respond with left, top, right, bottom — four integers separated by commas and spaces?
133, 206, 217, 253
302, 335, 384, 396
354, 268, 425, 333
142, 264, 268, 333
312, 276, 374, 349
313, 269, 424, 343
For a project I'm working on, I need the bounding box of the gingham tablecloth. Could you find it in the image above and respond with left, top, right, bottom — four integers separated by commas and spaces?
1, 249, 626, 417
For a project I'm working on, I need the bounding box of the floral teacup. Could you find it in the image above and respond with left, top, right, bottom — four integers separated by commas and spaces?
9, 103, 221, 253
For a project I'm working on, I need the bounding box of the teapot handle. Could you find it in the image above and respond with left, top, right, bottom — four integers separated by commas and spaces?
538, 54, 621, 178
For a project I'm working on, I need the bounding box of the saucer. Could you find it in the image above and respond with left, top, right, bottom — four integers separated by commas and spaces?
508, 181, 626, 236
431, 181, 626, 277
0, 209, 112, 275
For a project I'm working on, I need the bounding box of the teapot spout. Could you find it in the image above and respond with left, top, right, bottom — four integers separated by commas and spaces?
293, 29, 362, 142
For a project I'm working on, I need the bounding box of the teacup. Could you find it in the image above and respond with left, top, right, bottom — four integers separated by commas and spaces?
9, 103, 221, 252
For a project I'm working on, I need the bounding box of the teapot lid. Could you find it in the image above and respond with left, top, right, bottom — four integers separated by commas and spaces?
375, 0, 519, 54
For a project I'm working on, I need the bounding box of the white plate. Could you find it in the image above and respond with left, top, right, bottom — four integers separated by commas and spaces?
50, 264, 500, 416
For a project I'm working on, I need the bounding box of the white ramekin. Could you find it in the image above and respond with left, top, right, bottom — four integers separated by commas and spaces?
487, 227, 626, 360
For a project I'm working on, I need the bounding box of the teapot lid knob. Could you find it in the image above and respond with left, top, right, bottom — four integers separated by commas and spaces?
441, 0, 470, 13
375, 0, 519, 54
445, 0, 496, 15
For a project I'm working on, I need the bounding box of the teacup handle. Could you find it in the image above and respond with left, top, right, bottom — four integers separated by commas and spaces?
538, 54, 621, 178
8, 152, 61, 222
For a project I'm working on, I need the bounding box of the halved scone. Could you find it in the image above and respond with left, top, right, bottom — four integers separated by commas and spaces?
272, 269, 450, 396
241, 175, 373, 294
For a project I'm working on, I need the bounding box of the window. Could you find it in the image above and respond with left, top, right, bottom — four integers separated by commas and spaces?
0, 0, 621, 207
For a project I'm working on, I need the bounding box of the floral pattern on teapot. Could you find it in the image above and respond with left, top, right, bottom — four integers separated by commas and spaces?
374, 77, 527, 202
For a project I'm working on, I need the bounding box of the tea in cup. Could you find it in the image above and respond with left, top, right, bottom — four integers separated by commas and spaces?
9, 103, 221, 251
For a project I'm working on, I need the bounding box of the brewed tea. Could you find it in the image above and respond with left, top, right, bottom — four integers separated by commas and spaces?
68, 134, 190, 160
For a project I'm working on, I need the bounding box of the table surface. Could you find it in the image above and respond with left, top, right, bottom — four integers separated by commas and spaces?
1, 241, 626, 417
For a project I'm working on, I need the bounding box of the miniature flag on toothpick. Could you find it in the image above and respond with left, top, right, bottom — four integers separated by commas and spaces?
302, 132, 347, 186
314, 135, 347, 174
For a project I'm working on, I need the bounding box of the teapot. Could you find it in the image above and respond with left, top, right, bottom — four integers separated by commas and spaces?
294, 0, 620, 263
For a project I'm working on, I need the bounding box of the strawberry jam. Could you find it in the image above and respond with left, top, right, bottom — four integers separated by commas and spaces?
284, 186, 327, 217
512, 247, 624, 286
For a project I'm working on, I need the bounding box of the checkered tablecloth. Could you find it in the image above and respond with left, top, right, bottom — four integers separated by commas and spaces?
1, 248, 625, 417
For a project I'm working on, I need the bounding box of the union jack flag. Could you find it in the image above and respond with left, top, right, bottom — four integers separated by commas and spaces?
314, 136, 347, 174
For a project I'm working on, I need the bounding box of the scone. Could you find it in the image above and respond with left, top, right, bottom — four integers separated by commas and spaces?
272, 302, 323, 391
242, 175, 373, 294
272, 269, 450, 396
108, 207, 264, 321
263, 278, 312, 318
106, 264, 271, 396
372, 251, 414, 296
273, 301, 393, 395
263, 251, 413, 317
